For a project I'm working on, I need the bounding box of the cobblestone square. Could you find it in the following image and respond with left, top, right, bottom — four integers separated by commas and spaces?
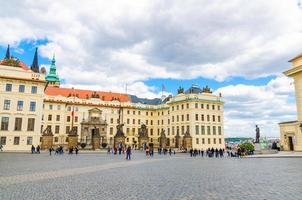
0, 152, 302, 200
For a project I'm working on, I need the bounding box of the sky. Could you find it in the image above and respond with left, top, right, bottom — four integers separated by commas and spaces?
0, 0, 302, 138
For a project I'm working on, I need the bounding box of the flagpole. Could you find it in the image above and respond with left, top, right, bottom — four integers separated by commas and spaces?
71, 87, 75, 129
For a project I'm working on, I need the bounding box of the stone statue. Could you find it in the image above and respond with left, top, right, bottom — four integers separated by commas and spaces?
177, 86, 184, 94
115, 123, 125, 137
202, 85, 212, 93
42, 126, 53, 136
255, 125, 260, 143
138, 124, 148, 138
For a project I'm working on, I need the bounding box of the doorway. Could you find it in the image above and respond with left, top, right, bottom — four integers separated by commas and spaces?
288, 136, 294, 151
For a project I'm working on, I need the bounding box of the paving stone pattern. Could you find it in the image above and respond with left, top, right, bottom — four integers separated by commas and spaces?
0, 152, 301, 200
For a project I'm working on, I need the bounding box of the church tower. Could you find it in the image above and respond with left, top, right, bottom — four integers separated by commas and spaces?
45, 54, 60, 87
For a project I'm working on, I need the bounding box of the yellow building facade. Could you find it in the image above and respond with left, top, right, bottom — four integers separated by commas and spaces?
0, 48, 46, 151
0, 47, 225, 151
280, 53, 302, 151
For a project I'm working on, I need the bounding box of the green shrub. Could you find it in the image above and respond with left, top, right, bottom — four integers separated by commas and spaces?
239, 142, 254, 152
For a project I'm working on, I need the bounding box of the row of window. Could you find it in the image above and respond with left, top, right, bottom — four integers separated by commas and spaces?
0, 136, 33, 145
4, 83, 38, 94
44, 114, 78, 123
2, 99, 37, 111
1, 117, 35, 131
195, 138, 222, 145
171, 103, 220, 111
172, 114, 221, 123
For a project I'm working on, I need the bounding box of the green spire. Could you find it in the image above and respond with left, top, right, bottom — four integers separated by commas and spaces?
46, 54, 60, 85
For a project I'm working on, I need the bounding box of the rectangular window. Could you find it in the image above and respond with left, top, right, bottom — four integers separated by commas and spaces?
132, 128, 135, 134
181, 104, 184, 109
29, 101, 36, 111
54, 137, 58, 143
14, 117, 22, 131
218, 116, 221, 122
208, 138, 211, 144
206, 104, 209, 109
201, 126, 205, 135
0, 136, 6, 145
150, 128, 153, 136
49, 105, 53, 110
181, 126, 185, 135
207, 115, 210, 121
187, 114, 189, 121
57, 105, 61, 110
14, 137, 20, 145
201, 114, 204, 121
27, 137, 33, 145
213, 126, 216, 135
186, 103, 189, 109
67, 116, 71, 122
181, 115, 184, 121
27, 118, 35, 131
48, 115, 52, 121
195, 125, 199, 135
17, 100, 23, 111
66, 126, 70, 134
19, 85, 25, 93
127, 119, 130, 124
212, 115, 215, 122
195, 114, 198, 121
195, 103, 198, 108
75, 116, 78, 123
1, 117, 9, 130
207, 126, 211, 135
219, 138, 222, 144
196, 138, 199, 144
55, 125, 60, 133
214, 138, 216, 144
202, 138, 205, 144
110, 127, 113, 135
3, 99, 10, 110
31, 86, 37, 94
133, 119, 135, 124
5, 83, 12, 92
56, 115, 60, 121
212, 105, 215, 110
187, 125, 190, 132
218, 126, 222, 135
138, 119, 141, 125
201, 104, 204, 109
126, 128, 130, 134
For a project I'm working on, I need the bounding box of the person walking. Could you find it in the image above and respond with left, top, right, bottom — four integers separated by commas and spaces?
49, 147, 53, 156
75, 147, 79, 155
0, 144, 3, 151
36, 145, 40, 154
169, 148, 172, 156
31, 145, 35, 154
126, 146, 131, 160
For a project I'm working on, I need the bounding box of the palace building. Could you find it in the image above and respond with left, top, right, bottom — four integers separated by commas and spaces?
280, 53, 302, 151
0, 46, 225, 151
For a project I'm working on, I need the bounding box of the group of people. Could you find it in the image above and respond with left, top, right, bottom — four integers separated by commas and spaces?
188, 148, 225, 158
48, 146, 79, 155
31, 145, 40, 154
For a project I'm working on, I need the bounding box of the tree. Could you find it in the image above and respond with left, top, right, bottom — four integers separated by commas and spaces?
239, 142, 254, 153
80, 143, 86, 149
101, 143, 107, 148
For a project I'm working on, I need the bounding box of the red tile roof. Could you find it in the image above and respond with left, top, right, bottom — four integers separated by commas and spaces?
0, 59, 30, 71
45, 86, 131, 102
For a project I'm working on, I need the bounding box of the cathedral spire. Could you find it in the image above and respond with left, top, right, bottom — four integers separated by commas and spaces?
31, 47, 39, 73
5, 44, 10, 59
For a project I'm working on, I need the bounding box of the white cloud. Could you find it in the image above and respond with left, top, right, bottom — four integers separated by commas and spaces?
215, 75, 296, 137
0, 0, 301, 85
0, 0, 300, 137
